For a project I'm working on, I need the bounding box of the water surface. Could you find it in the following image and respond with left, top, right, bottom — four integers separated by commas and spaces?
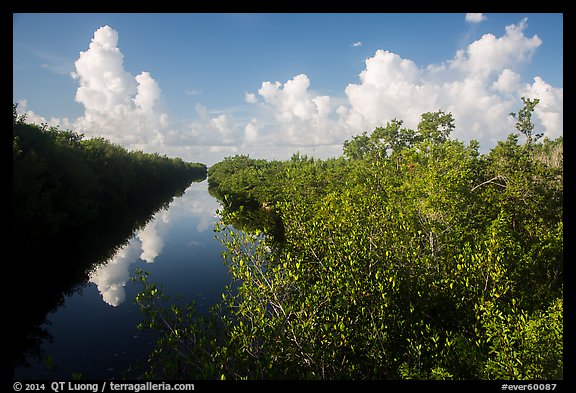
14, 181, 230, 379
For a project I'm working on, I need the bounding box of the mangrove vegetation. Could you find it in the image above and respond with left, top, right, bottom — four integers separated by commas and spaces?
132, 99, 562, 379
11, 104, 207, 376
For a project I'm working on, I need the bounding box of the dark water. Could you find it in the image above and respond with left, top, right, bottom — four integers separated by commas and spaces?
13, 181, 231, 379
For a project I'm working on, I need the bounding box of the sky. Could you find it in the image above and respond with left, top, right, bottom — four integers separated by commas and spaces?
13, 13, 563, 165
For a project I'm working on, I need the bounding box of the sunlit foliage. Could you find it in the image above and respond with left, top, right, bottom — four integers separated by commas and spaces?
133, 101, 562, 380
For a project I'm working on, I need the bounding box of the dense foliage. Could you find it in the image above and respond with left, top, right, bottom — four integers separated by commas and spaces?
134, 99, 562, 380
11, 104, 207, 374
13, 104, 206, 246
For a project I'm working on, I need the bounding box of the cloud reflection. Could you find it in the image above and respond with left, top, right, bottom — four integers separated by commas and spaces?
138, 210, 169, 263
89, 182, 221, 306
89, 240, 141, 307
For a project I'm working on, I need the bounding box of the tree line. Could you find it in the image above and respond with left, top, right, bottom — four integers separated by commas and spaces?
11, 104, 207, 375
133, 99, 562, 379
13, 104, 206, 247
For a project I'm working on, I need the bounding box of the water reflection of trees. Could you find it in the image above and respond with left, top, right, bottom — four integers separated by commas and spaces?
89, 181, 222, 308
208, 189, 285, 243
10, 180, 204, 378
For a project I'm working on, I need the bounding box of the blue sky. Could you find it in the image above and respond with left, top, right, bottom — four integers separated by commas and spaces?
13, 13, 563, 165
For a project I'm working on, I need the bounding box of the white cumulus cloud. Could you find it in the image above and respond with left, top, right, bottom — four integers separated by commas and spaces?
244, 119, 260, 144
245, 92, 258, 104
449, 18, 541, 79
339, 18, 561, 150
520, 77, 563, 139
134, 72, 161, 113
17, 19, 562, 165
249, 74, 346, 146
163, 103, 240, 148
70, 25, 166, 148
465, 13, 487, 23
491, 68, 522, 93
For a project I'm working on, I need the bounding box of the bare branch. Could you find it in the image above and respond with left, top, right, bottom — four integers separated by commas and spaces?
471, 175, 507, 192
